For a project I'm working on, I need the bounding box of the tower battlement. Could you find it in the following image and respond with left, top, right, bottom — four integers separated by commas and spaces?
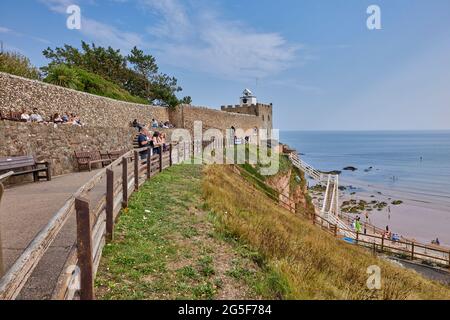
221, 90, 273, 130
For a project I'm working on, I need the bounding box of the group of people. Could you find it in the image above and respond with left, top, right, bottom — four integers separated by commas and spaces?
137, 127, 169, 159
132, 119, 174, 130
20, 108, 83, 126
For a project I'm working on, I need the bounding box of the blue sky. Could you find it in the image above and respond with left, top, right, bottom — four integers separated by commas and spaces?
1, 0, 449, 130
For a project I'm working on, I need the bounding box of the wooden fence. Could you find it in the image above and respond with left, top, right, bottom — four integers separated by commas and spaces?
235, 165, 450, 269
0, 171, 14, 278
0, 141, 203, 300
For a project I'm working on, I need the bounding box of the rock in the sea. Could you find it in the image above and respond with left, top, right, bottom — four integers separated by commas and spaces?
343, 166, 358, 171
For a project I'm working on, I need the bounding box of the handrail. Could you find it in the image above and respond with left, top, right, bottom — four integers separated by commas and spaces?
0, 171, 14, 278
288, 151, 450, 268
0, 171, 14, 182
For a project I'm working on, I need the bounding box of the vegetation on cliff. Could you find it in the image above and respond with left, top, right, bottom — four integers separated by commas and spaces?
43, 65, 148, 104
96, 156, 450, 300
1, 41, 192, 106
203, 165, 450, 299
42, 42, 190, 107
0, 51, 40, 80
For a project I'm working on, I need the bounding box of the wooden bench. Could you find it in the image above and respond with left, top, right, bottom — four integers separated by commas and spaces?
0, 156, 51, 182
0, 111, 26, 122
108, 150, 127, 161
74, 151, 112, 172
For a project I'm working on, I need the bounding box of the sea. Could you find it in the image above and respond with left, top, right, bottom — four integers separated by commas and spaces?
280, 131, 450, 207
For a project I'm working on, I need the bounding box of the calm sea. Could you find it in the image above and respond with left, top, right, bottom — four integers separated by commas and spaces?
280, 131, 450, 208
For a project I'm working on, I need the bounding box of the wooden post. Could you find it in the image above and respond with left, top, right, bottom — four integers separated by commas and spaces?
356, 232, 359, 244
106, 169, 114, 242
192, 141, 195, 158
122, 157, 128, 208
75, 197, 94, 300
159, 147, 163, 172
411, 242, 415, 260
169, 144, 173, 167
146, 147, 151, 180
0, 182, 4, 278
381, 234, 385, 251
334, 224, 338, 237
134, 151, 139, 191
312, 213, 316, 226
448, 250, 450, 268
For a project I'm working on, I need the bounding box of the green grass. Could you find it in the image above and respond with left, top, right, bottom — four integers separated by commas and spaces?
44, 65, 149, 104
203, 165, 450, 300
95, 164, 267, 300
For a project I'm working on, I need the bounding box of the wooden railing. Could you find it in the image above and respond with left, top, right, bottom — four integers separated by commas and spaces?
0, 171, 14, 278
235, 165, 450, 269
0, 141, 202, 300
312, 213, 450, 267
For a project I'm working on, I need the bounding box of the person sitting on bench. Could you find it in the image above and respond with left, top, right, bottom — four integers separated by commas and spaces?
138, 127, 153, 159
30, 108, 44, 123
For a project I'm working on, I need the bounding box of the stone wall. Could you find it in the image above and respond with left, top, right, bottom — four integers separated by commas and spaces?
0, 73, 273, 180
0, 72, 169, 128
170, 105, 263, 134
0, 121, 136, 179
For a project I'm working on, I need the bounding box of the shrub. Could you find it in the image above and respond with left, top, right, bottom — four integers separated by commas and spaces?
0, 51, 40, 79
44, 64, 82, 89
44, 64, 149, 104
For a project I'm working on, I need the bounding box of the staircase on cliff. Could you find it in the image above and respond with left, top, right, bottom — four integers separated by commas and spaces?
288, 153, 353, 238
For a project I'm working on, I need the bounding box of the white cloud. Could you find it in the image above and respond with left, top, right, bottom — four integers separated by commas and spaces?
38, 0, 302, 79
141, 0, 300, 79
81, 18, 143, 50
39, 0, 76, 13
0, 26, 12, 33
39, 0, 143, 51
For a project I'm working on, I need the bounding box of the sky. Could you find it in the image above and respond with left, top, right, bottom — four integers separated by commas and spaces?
0, 0, 449, 131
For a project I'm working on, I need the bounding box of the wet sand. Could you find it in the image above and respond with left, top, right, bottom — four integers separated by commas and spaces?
338, 177, 450, 247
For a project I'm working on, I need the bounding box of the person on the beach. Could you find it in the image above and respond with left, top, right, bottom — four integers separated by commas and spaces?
355, 217, 362, 234
387, 206, 391, 220
384, 225, 391, 239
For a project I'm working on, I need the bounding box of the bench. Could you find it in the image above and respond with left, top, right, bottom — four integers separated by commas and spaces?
0, 110, 26, 122
108, 150, 127, 161
0, 156, 52, 182
74, 151, 112, 172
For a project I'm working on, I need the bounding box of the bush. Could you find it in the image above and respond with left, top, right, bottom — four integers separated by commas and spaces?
44, 64, 149, 104
44, 64, 82, 89
0, 51, 40, 79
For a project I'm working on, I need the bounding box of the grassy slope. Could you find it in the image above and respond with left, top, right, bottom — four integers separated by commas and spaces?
203, 165, 450, 300
95, 164, 268, 300
96, 159, 450, 300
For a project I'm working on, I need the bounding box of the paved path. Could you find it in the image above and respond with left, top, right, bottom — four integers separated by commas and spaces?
0, 169, 115, 299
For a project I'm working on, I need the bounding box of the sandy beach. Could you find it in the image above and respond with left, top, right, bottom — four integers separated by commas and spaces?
335, 177, 450, 247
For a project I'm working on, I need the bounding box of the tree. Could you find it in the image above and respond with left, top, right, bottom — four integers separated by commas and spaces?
179, 96, 192, 105
42, 42, 190, 107
127, 46, 158, 79
150, 73, 182, 108
0, 51, 40, 80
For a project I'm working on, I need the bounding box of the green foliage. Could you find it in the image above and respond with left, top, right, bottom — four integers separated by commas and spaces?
44, 64, 82, 89
44, 64, 148, 104
0, 51, 40, 80
42, 41, 188, 107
